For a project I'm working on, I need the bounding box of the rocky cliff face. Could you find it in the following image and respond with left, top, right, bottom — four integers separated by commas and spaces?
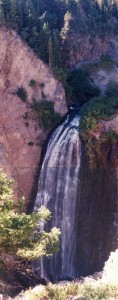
76, 116, 118, 276
0, 26, 117, 279
0, 27, 67, 204
67, 33, 118, 68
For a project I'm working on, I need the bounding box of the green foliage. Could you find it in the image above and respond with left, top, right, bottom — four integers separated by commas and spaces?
29, 79, 37, 88
37, 22, 51, 63
107, 130, 118, 141
31, 100, 61, 131
51, 30, 62, 68
84, 57, 116, 74
105, 80, 118, 97
80, 96, 118, 132
0, 170, 60, 267
67, 69, 100, 106
16, 87, 27, 102
80, 96, 118, 167
0, 0, 118, 68
53, 66, 67, 85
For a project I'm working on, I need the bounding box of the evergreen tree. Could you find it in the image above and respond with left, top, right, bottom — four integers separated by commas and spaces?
0, 170, 60, 269
38, 21, 50, 63
0, 0, 5, 25
2, 0, 11, 25
0, 0, 118, 70
16, 0, 24, 31
101, 0, 109, 11
52, 29, 62, 67
10, 0, 18, 29
48, 36, 54, 68
111, 0, 118, 18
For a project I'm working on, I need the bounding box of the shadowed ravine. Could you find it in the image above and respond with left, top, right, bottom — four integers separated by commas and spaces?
33, 114, 81, 280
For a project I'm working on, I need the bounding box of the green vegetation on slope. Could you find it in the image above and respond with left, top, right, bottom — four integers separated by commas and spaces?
67, 68, 100, 105
0, 0, 118, 136
83, 55, 116, 74
79, 96, 118, 167
16, 86, 28, 102
80, 96, 118, 132
0, 0, 118, 67
0, 0, 118, 108
31, 100, 61, 131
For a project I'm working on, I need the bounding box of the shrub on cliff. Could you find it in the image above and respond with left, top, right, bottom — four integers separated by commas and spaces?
29, 79, 37, 88
31, 100, 61, 131
80, 96, 118, 132
79, 96, 118, 168
0, 170, 60, 269
16, 87, 27, 102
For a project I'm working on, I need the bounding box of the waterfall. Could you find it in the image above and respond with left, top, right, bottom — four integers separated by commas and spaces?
34, 113, 81, 280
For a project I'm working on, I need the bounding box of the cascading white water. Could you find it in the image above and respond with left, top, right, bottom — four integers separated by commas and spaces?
34, 114, 81, 280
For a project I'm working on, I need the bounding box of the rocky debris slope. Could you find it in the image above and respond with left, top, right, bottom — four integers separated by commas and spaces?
0, 27, 67, 203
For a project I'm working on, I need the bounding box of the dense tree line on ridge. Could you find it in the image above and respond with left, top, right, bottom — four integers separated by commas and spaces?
0, 0, 118, 66
0, 0, 118, 107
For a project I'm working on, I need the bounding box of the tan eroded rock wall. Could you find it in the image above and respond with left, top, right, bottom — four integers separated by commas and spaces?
0, 27, 67, 204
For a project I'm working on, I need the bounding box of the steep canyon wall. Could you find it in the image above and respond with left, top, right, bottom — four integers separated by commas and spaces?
0, 26, 118, 279
0, 27, 67, 203
67, 33, 118, 68
76, 117, 118, 276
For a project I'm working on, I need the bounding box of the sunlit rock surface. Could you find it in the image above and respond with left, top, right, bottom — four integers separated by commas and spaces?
0, 27, 67, 203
